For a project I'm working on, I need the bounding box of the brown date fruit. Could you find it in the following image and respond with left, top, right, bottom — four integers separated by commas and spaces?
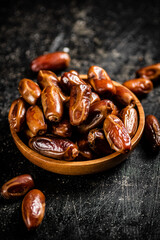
119, 106, 138, 138
144, 115, 160, 152
30, 51, 70, 72
24, 128, 36, 139
88, 128, 112, 156
29, 136, 79, 161
123, 78, 153, 96
61, 71, 86, 93
87, 66, 116, 95
19, 78, 41, 105
136, 63, 160, 82
90, 92, 101, 105
103, 114, 132, 153
8, 97, 26, 132
41, 86, 63, 122
114, 85, 135, 106
52, 119, 72, 138
78, 99, 118, 133
22, 189, 45, 230
1, 174, 34, 199
37, 70, 69, 103
76, 137, 93, 160
69, 84, 91, 126
26, 105, 47, 135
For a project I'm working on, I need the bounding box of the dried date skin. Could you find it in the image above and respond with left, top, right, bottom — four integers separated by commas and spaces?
88, 128, 112, 156
78, 99, 118, 133
144, 115, 160, 152
69, 84, 91, 126
136, 63, 160, 82
114, 85, 135, 106
26, 105, 47, 135
90, 92, 101, 105
41, 86, 63, 122
19, 78, 41, 105
8, 97, 26, 132
29, 136, 79, 161
87, 66, 116, 95
22, 189, 45, 230
103, 114, 132, 153
1, 174, 34, 199
123, 78, 153, 96
76, 137, 93, 160
52, 119, 72, 138
30, 51, 70, 72
119, 106, 138, 138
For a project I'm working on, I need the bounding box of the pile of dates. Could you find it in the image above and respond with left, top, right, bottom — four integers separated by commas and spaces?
8, 65, 142, 161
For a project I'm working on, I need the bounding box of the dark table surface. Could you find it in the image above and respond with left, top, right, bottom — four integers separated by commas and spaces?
0, 0, 160, 239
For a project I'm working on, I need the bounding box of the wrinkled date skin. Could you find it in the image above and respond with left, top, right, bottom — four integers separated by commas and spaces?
37, 70, 69, 103
114, 85, 135, 106
103, 114, 132, 153
29, 136, 79, 161
144, 115, 160, 152
136, 63, 160, 82
1, 174, 34, 199
119, 106, 138, 138
8, 97, 26, 132
30, 51, 70, 72
88, 128, 112, 156
41, 86, 63, 122
123, 78, 153, 96
78, 99, 118, 133
19, 78, 41, 105
52, 119, 72, 138
26, 105, 47, 135
76, 137, 93, 160
90, 92, 101, 105
61, 71, 86, 93
69, 84, 91, 126
87, 66, 116, 95
22, 189, 45, 230
25, 128, 36, 139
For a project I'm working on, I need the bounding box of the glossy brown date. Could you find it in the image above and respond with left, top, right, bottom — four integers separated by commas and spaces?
52, 119, 72, 138
8, 97, 26, 132
29, 136, 79, 161
103, 114, 132, 153
119, 106, 138, 138
88, 128, 112, 156
41, 86, 63, 122
26, 105, 47, 135
114, 85, 135, 106
76, 137, 93, 160
22, 189, 45, 230
24, 128, 36, 139
19, 78, 41, 105
30, 51, 70, 72
87, 66, 116, 95
144, 115, 160, 152
90, 92, 100, 105
136, 63, 160, 82
1, 174, 34, 199
69, 84, 91, 126
123, 78, 153, 96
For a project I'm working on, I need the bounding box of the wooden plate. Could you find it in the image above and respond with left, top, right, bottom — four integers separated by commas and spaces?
10, 75, 145, 175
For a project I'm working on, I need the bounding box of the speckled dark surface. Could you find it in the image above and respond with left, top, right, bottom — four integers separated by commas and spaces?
0, 0, 160, 239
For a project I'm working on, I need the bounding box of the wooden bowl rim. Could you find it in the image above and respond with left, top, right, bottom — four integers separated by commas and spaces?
10, 75, 145, 174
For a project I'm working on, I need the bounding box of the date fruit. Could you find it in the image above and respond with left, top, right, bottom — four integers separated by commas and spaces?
22, 189, 45, 230
87, 66, 116, 95
26, 105, 47, 135
136, 63, 160, 82
52, 119, 72, 138
29, 136, 79, 160
41, 86, 63, 122
123, 78, 153, 96
90, 92, 100, 105
19, 78, 41, 105
114, 85, 135, 106
76, 137, 93, 160
103, 114, 132, 153
8, 97, 26, 132
69, 84, 91, 125
1, 174, 34, 199
30, 51, 70, 72
144, 115, 160, 152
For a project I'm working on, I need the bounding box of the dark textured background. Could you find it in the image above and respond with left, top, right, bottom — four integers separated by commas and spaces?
0, 0, 160, 239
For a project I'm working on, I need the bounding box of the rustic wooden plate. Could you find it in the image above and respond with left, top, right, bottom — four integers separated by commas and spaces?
10, 75, 145, 175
